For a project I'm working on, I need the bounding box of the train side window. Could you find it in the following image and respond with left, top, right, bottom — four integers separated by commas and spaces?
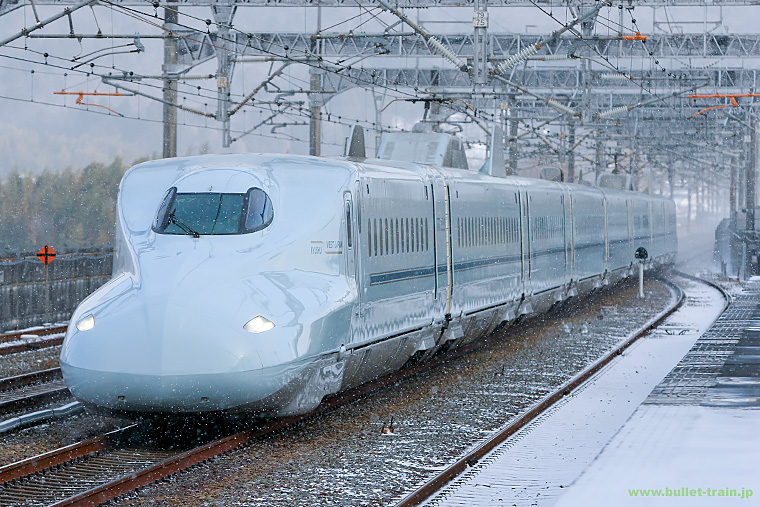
385, 218, 390, 255
345, 201, 352, 248
244, 188, 274, 233
411, 218, 416, 253
401, 218, 404, 253
395, 218, 400, 254
415, 218, 420, 252
153, 187, 177, 232
425, 218, 429, 251
379, 218, 385, 256
368, 219, 373, 256
390, 219, 395, 254
374, 218, 378, 257
399, 219, 405, 253
419, 218, 422, 252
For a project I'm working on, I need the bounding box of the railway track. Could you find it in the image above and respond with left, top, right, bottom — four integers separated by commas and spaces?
0, 367, 71, 417
0, 325, 67, 356
0, 275, 692, 507
393, 274, 727, 507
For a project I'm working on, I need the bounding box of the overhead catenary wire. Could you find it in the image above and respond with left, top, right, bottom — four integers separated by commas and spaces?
0, 0, 729, 171
373, 0, 469, 73
495, 1, 609, 74
0, 0, 98, 48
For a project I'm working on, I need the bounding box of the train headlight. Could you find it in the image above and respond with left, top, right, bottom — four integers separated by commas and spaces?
243, 316, 275, 334
76, 315, 95, 332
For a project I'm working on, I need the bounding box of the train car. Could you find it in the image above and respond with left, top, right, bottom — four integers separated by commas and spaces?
59, 131, 676, 418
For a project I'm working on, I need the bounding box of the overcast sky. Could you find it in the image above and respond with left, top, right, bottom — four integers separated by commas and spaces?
1, 3, 758, 178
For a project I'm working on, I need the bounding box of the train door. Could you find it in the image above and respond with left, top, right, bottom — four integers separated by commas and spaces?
568, 188, 576, 282
603, 197, 609, 274
349, 181, 365, 341
519, 189, 532, 296
561, 186, 573, 284
430, 171, 452, 321
627, 198, 634, 265
343, 191, 356, 277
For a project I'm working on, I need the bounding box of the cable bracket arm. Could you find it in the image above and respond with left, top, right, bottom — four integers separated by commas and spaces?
0, 0, 97, 48
495, 1, 609, 74
374, 0, 469, 73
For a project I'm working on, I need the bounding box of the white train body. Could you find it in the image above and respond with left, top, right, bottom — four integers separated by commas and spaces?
60, 148, 676, 417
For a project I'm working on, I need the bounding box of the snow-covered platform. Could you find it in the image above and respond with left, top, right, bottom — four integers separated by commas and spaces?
423, 276, 758, 507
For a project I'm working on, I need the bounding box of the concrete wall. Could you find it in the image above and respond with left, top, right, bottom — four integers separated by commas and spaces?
0, 249, 112, 333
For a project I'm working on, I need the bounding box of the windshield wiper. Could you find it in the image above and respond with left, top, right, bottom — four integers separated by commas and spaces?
168, 212, 201, 238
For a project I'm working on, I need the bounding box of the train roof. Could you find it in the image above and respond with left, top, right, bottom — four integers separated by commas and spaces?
122, 152, 671, 204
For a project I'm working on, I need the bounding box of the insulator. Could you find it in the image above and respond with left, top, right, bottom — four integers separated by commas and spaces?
597, 105, 631, 119
598, 73, 630, 81
527, 54, 572, 61
427, 36, 469, 72
546, 99, 578, 117
496, 43, 541, 74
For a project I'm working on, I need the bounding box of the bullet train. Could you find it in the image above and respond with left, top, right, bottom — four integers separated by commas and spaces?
59, 128, 677, 417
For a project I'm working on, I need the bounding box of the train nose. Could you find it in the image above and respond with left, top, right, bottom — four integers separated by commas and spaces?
59, 276, 274, 413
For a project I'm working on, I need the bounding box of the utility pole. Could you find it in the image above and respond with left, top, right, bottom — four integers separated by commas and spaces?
746, 127, 756, 233
687, 174, 692, 232
309, 7, 322, 157
567, 120, 576, 183
373, 92, 385, 156
213, 0, 236, 148
472, 0, 488, 86
595, 138, 603, 185
309, 71, 322, 156
162, 1, 178, 158
508, 114, 518, 175
730, 154, 737, 221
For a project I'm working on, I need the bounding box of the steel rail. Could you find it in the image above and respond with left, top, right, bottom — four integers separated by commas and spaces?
672, 270, 732, 308
0, 426, 135, 484
0, 367, 70, 416
0, 367, 62, 391
0, 276, 683, 506
393, 277, 692, 507
0, 325, 68, 344
0, 336, 65, 356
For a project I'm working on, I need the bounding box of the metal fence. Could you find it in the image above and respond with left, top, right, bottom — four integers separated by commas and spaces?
0, 248, 113, 333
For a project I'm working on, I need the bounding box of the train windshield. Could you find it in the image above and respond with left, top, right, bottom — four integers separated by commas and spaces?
153, 187, 274, 236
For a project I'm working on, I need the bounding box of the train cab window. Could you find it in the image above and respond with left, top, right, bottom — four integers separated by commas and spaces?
245, 188, 274, 233
153, 186, 273, 236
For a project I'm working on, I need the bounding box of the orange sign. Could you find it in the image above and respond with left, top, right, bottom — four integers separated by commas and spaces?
37, 245, 56, 265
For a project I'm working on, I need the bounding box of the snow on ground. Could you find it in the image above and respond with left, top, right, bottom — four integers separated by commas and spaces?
556, 406, 760, 506
425, 278, 727, 507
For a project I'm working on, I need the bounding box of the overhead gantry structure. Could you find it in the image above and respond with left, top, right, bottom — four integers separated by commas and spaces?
0, 0, 758, 230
